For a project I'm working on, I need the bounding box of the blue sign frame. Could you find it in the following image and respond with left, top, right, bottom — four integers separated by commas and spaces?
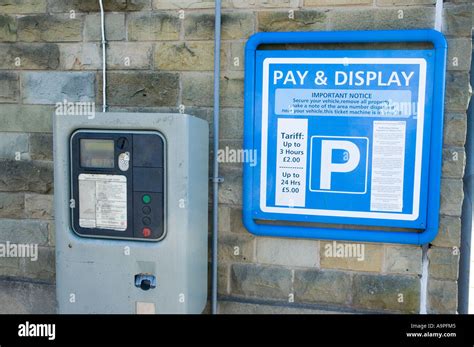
243, 30, 447, 245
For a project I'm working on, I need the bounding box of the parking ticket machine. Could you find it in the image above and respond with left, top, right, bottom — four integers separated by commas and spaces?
53, 113, 209, 314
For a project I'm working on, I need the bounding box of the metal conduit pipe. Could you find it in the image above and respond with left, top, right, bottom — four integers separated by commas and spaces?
211, 0, 222, 315
99, 0, 107, 112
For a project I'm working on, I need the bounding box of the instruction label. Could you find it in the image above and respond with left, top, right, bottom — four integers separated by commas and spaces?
79, 174, 127, 231
370, 121, 406, 212
275, 118, 308, 207
276, 89, 412, 117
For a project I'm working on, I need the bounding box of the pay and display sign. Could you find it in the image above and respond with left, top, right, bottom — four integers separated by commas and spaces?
243, 30, 447, 244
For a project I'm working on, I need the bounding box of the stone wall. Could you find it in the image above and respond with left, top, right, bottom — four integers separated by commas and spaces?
0, 0, 471, 313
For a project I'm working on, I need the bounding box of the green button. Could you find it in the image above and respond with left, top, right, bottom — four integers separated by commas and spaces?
142, 194, 151, 204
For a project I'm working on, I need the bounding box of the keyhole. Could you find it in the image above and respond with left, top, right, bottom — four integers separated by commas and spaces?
140, 280, 151, 291
117, 137, 128, 150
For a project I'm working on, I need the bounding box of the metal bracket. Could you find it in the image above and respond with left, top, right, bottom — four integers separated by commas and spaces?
210, 176, 224, 183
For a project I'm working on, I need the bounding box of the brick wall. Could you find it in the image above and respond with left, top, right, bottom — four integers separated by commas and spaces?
0, 0, 471, 313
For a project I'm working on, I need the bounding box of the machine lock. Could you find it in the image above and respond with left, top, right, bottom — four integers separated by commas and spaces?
135, 274, 156, 291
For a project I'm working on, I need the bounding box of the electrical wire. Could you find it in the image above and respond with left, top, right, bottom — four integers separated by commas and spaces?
99, 0, 107, 112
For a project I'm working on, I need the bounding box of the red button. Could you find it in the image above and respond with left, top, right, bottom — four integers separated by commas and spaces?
142, 227, 151, 237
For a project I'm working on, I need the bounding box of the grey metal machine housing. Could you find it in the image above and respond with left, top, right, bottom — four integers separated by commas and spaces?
54, 112, 209, 314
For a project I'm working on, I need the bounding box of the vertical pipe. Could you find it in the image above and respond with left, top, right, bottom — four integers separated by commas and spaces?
99, 0, 107, 112
459, 35, 474, 314
418, 0, 444, 313
419, 244, 429, 314
211, 0, 222, 315
434, 0, 443, 32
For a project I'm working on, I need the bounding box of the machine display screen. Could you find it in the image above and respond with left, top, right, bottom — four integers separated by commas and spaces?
80, 139, 115, 168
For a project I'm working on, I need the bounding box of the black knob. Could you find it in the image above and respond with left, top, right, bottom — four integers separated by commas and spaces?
140, 279, 151, 291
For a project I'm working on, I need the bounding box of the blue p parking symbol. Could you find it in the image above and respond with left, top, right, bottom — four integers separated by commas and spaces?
310, 136, 369, 194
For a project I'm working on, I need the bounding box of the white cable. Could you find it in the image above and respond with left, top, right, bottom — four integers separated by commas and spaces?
434, 0, 443, 32
99, 0, 107, 112
420, 244, 429, 314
